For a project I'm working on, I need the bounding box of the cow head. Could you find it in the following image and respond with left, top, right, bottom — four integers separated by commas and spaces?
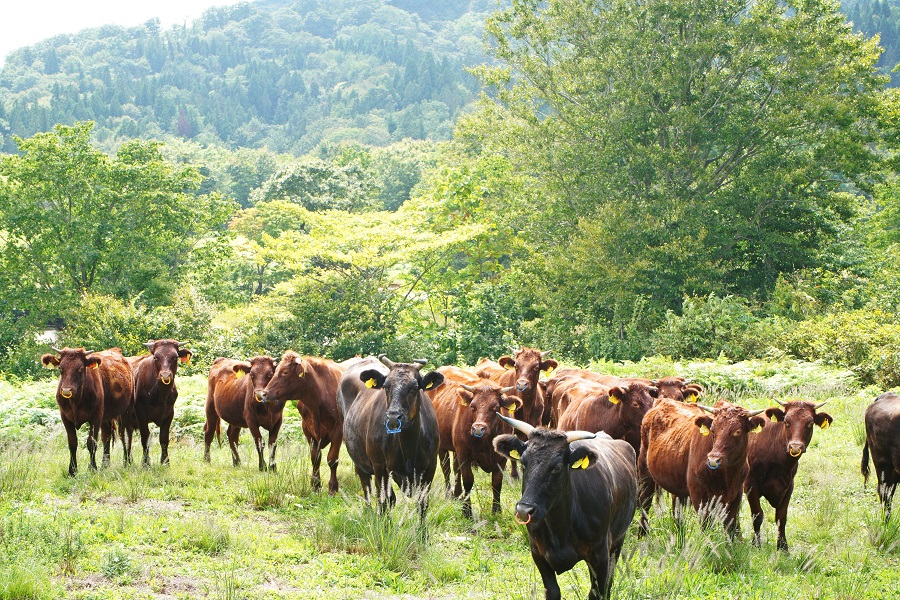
493, 415, 598, 524
498, 348, 558, 394
694, 401, 767, 470
766, 400, 833, 458
360, 355, 444, 434
262, 351, 311, 403
652, 377, 704, 403
606, 381, 657, 429
233, 356, 277, 403
144, 339, 191, 386
458, 383, 519, 438
42, 347, 100, 400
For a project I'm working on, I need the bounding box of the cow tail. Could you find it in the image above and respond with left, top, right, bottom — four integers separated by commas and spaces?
216, 420, 222, 447
110, 418, 118, 449
861, 441, 870, 488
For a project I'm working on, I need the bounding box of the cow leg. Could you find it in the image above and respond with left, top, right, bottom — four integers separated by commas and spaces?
532, 551, 561, 600
373, 468, 393, 512
491, 463, 504, 514
725, 496, 743, 540
746, 486, 765, 547
138, 420, 151, 467
326, 432, 341, 495
62, 416, 79, 477
248, 425, 266, 471
452, 454, 463, 498
438, 450, 452, 495
267, 418, 282, 472
308, 436, 323, 490
636, 446, 656, 536
774, 485, 793, 552
510, 458, 520, 480
878, 468, 896, 521
226, 424, 242, 467
100, 420, 113, 468
586, 544, 611, 600
119, 417, 133, 467
87, 421, 100, 472
356, 468, 372, 502
158, 415, 173, 466
203, 406, 220, 463
459, 460, 475, 519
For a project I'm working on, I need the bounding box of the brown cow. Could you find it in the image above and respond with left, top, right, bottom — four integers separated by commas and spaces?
261, 351, 353, 494
204, 356, 280, 470
862, 391, 900, 521
429, 366, 519, 517
745, 399, 833, 550
42, 347, 134, 475
556, 377, 657, 456
476, 347, 557, 477
128, 339, 192, 467
638, 398, 767, 535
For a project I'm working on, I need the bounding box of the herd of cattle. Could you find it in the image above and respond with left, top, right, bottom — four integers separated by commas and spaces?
41, 343, 900, 599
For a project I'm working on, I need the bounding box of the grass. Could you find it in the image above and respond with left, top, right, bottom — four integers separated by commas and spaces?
0, 363, 898, 598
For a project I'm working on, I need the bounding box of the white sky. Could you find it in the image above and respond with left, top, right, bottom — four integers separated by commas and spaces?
0, 0, 245, 66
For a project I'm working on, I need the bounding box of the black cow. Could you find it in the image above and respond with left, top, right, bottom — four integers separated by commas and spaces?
338, 355, 444, 513
493, 415, 637, 600
862, 391, 900, 521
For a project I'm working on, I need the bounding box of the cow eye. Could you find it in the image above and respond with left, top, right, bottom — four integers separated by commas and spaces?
733, 430, 742, 437
807, 422, 813, 429
785, 422, 791, 429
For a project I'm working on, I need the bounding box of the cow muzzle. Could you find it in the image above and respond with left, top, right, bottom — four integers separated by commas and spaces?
788, 443, 805, 458
385, 415, 404, 434
514, 503, 535, 525
516, 380, 531, 393
60, 388, 73, 399
255, 390, 267, 403
707, 455, 722, 470
160, 372, 173, 385
471, 423, 487, 438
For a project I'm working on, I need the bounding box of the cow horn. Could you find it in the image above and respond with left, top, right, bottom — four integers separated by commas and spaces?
413, 358, 428, 365
697, 404, 716, 414
460, 384, 476, 392
410, 361, 425, 372
774, 399, 786, 407
51, 346, 63, 354
378, 355, 396, 369
144, 340, 155, 349
497, 412, 534, 436
84, 350, 94, 356
812, 400, 827, 410
747, 408, 766, 417
540, 350, 552, 358
501, 385, 516, 394
565, 430, 597, 442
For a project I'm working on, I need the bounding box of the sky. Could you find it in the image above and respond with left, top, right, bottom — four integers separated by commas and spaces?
0, 0, 244, 66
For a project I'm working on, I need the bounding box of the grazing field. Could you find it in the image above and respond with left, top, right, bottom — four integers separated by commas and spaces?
0, 359, 898, 599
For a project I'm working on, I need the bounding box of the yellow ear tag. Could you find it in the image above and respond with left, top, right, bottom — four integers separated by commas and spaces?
460, 399, 468, 406
699, 424, 710, 436
180, 355, 191, 365
508, 403, 516, 414
685, 394, 696, 403
365, 378, 376, 388
235, 369, 245, 380
820, 420, 830, 430
608, 395, 619, 405
424, 381, 434, 390
770, 414, 780, 422
298, 370, 304, 378
750, 424, 762, 434
509, 449, 520, 460
543, 367, 555, 377
89, 363, 99, 370
504, 363, 515, 370
572, 456, 589, 469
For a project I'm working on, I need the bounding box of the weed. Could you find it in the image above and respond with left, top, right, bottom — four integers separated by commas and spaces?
100, 545, 136, 580
178, 517, 231, 555
0, 564, 55, 600
867, 509, 900, 554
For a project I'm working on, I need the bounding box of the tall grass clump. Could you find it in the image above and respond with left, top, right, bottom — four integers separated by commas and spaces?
239, 460, 310, 510
176, 517, 231, 556
867, 511, 900, 554
0, 564, 56, 600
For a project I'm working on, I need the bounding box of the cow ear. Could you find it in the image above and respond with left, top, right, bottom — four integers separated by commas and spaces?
42, 354, 60, 368
360, 369, 386, 389
568, 445, 598, 470
766, 408, 785, 423
499, 356, 516, 370
457, 389, 473, 406
232, 362, 252, 379
503, 396, 524, 414
493, 434, 527, 461
86, 356, 102, 370
178, 349, 193, 364
814, 412, 833, 430
695, 415, 713, 436
420, 371, 444, 391
537, 380, 549, 393
749, 415, 767, 433
648, 386, 659, 398
540, 359, 558, 375
608, 387, 625, 405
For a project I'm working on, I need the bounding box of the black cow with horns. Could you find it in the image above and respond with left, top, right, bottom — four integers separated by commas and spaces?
493, 414, 637, 600
338, 355, 444, 514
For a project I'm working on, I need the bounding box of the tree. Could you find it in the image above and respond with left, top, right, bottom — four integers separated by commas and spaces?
468, 0, 887, 356
0, 122, 232, 319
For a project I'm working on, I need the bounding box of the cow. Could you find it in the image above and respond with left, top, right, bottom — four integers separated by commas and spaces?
428, 365, 518, 517
476, 347, 557, 477
203, 356, 280, 470
493, 415, 637, 600
338, 355, 443, 513
260, 351, 353, 493
556, 376, 657, 457
41, 347, 134, 476
638, 398, 767, 535
745, 399, 833, 550
862, 391, 900, 521
128, 339, 192, 467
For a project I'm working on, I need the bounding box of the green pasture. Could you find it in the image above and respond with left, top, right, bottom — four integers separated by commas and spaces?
0, 358, 897, 599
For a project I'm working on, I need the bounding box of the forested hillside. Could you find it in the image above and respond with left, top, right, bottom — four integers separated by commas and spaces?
0, 0, 491, 154
846, 0, 900, 84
